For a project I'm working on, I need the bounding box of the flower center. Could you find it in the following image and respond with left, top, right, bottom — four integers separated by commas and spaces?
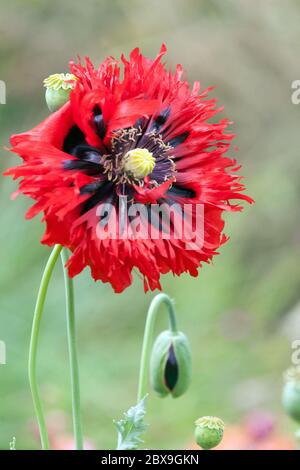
123, 148, 155, 179
64, 126, 176, 189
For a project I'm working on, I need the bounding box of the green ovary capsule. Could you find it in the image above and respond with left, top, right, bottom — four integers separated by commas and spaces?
194, 416, 224, 450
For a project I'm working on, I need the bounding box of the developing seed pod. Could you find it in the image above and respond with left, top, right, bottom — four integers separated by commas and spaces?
150, 330, 191, 398
194, 416, 224, 450
282, 366, 300, 423
44, 73, 77, 112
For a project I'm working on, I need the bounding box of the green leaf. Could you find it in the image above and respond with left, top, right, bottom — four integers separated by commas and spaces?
114, 396, 148, 450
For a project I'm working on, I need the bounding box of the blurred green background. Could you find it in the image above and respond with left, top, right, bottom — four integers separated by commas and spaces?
1, 0, 300, 450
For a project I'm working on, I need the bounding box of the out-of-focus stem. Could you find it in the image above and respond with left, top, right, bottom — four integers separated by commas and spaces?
28, 244, 63, 450
61, 248, 84, 450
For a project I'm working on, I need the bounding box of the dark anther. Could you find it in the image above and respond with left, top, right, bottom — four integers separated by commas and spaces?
150, 107, 170, 132
167, 131, 189, 147
164, 344, 179, 391
93, 106, 106, 139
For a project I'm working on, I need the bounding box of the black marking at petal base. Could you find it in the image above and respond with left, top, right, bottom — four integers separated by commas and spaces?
167, 131, 189, 148
147, 205, 163, 234
83, 151, 102, 164
63, 159, 101, 175
98, 194, 116, 227
147, 204, 176, 236
63, 126, 86, 154
80, 180, 107, 194
70, 144, 102, 161
167, 185, 196, 199
150, 107, 171, 132
135, 117, 146, 129
164, 344, 178, 391
159, 197, 186, 218
93, 106, 106, 139
80, 181, 114, 214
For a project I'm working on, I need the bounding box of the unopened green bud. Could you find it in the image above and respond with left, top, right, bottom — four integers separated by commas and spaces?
150, 330, 191, 398
43, 73, 77, 112
282, 366, 300, 423
194, 416, 224, 450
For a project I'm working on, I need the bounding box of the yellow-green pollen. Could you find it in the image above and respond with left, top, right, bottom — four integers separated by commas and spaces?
43, 73, 78, 91
124, 148, 156, 179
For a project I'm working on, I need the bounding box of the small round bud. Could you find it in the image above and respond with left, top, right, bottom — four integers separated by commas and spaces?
194, 416, 224, 450
124, 148, 155, 179
282, 366, 300, 423
43, 73, 77, 112
150, 330, 191, 398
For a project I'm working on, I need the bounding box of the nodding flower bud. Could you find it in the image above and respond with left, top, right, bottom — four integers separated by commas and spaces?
282, 366, 300, 423
150, 330, 191, 398
43, 73, 77, 112
194, 416, 224, 450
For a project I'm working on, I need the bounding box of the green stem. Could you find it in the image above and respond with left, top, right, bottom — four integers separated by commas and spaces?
28, 244, 63, 450
137, 293, 177, 402
61, 248, 84, 450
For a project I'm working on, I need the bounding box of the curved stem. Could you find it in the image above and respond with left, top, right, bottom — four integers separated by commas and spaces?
61, 248, 84, 450
28, 244, 63, 450
137, 293, 177, 402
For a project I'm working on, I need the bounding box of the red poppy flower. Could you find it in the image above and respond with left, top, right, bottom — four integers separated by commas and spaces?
4, 45, 253, 293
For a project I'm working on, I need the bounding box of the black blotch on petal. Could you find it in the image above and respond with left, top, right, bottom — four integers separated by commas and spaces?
70, 144, 101, 161
63, 126, 86, 153
135, 117, 146, 129
164, 345, 178, 391
98, 194, 116, 227
63, 159, 101, 175
94, 106, 106, 139
150, 107, 170, 132
80, 180, 107, 194
80, 182, 114, 214
167, 185, 196, 199
167, 131, 189, 148
148, 203, 179, 235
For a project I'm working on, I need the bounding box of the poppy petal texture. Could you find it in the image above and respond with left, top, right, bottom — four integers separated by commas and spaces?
4, 45, 253, 293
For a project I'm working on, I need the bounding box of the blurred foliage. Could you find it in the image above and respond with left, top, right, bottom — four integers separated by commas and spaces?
0, 0, 300, 449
